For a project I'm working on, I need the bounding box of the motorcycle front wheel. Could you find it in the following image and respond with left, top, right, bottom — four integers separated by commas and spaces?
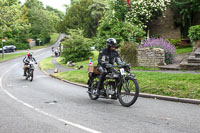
29, 69, 34, 82
118, 76, 139, 107
88, 75, 99, 100
25, 70, 29, 80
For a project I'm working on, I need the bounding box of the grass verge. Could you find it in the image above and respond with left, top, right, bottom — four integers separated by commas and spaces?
56, 51, 99, 70
31, 33, 59, 50
176, 46, 193, 55
54, 70, 200, 100
0, 52, 27, 62
39, 56, 56, 70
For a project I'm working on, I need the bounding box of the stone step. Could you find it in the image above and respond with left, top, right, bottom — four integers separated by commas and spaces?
187, 57, 200, 63
180, 61, 200, 70
194, 48, 200, 58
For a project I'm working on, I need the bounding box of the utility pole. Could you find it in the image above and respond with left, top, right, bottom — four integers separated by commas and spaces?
1, 30, 5, 59
1, 39, 5, 58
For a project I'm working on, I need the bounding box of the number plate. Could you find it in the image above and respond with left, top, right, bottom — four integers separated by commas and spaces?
120, 68, 126, 75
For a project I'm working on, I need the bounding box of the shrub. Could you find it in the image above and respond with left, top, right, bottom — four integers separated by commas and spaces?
61, 29, 93, 63
15, 43, 30, 50
120, 42, 138, 66
168, 39, 181, 47
139, 38, 176, 64
188, 25, 200, 41
95, 17, 146, 50
4, 38, 29, 50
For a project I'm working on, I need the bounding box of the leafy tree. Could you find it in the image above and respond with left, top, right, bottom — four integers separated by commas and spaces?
0, 0, 30, 48
171, 0, 200, 38
61, 29, 93, 62
57, 0, 106, 37
94, 0, 145, 50
46, 6, 64, 19
24, 0, 60, 44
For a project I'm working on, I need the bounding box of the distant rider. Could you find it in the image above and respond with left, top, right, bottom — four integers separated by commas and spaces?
23, 53, 37, 76
96, 38, 124, 96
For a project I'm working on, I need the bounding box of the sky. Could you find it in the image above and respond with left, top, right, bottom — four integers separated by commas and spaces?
20, 0, 70, 13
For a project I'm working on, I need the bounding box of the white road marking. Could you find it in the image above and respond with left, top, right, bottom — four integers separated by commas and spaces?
23, 86, 29, 88
0, 63, 101, 133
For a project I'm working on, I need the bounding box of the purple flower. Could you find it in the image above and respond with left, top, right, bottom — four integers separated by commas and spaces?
139, 38, 176, 64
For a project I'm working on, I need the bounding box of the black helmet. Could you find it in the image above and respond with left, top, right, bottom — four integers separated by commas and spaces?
106, 38, 117, 48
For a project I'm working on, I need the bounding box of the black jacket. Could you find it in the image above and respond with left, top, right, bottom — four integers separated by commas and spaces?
98, 48, 122, 67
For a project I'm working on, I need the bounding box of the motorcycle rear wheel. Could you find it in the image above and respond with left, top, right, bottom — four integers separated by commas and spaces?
118, 76, 139, 107
88, 76, 99, 100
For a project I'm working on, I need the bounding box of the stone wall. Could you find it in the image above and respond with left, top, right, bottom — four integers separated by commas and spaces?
149, 8, 181, 39
29, 40, 36, 47
137, 48, 165, 67
149, 8, 200, 39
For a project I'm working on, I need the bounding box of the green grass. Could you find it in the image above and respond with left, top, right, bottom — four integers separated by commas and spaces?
56, 51, 99, 70
0, 52, 27, 62
39, 56, 56, 70
54, 70, 88, 84
131, 66, 160, 71
54, 70, 200, 99
31, 33, 59, 50
176, 46, 193, 55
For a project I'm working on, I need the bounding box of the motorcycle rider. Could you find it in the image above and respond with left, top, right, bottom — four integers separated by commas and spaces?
23, 53, 37, 76
96, 38, 124, 96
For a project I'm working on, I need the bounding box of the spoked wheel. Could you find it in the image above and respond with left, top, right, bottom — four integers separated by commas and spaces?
25, 70, 29, 80
29, 70, 34, 82
88, 76, 99, 100
118, 77, 139, 107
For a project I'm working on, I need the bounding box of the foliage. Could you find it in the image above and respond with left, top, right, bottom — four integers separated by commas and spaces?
171, 0, 200, 38
0, 0, 30, 46
57, 0, 106, 38
95, 14, 145, 50
61, 29, 93, 63
188, 25, 200, 41
119, 42, 138, 66
25, 0, 60, 45
126, 0, 171, 29
168, 38, 181, 47
139, 38, 176, 64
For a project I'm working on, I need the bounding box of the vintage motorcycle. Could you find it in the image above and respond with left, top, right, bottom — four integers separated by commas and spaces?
87, 64, 139, 107
25, 61, 35, 82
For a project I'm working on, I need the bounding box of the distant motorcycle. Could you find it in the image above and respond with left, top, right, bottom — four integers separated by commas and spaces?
87, 64, 139, 107
25, 61, 35, 82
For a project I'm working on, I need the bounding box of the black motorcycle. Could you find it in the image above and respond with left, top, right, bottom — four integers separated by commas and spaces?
25, 61, 35, 82
87, 64, 139, 107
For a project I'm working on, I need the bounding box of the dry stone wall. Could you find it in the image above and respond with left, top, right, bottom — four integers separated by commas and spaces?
137, 48, 165, 67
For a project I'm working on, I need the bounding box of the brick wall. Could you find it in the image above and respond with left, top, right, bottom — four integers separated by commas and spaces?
137, 48, 165, 67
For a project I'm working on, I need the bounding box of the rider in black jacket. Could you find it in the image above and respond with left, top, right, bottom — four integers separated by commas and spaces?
96, 38, 124, 96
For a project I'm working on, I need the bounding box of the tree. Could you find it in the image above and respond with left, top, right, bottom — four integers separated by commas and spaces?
57, 0, 106, 37
61, 29, 92, 62
0, 0, 30, 47
171, 0, 200, 38
24, 0, 60, 44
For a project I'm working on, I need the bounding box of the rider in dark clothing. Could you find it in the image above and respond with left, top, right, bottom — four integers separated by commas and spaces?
96, 38, 124, 96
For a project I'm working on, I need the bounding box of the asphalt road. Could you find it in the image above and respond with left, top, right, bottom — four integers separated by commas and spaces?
0, 34, 200, 133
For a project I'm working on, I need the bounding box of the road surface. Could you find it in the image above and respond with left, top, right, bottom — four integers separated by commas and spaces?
0, 34, 200, 133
